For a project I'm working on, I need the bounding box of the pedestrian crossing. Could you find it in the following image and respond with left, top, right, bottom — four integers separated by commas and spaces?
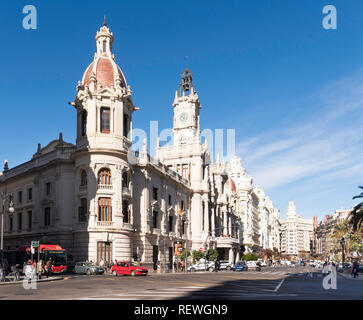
76, 284, 298, 300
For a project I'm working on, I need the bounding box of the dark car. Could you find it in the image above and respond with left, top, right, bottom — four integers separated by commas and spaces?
232, 261, 248, 272
72, 262, 104, 275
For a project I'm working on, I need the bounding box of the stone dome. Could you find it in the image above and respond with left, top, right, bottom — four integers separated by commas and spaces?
82, 57, 126, 89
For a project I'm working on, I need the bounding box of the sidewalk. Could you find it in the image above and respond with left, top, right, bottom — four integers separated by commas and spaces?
0, 276, 63, 286
338, 272, 363, 280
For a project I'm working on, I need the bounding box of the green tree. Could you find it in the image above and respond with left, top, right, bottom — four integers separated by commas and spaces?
192, 250, 204, 263
181, 250, 191, 261
242, 253, 258, 261
350, 186, 363, 232
206, 248, 218, 261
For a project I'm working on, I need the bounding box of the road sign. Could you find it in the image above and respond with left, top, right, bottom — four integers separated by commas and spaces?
31, 241, 39, 248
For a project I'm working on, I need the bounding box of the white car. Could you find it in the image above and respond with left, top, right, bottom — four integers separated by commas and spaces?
246, 261, 257, 268
187, 261, 214, 272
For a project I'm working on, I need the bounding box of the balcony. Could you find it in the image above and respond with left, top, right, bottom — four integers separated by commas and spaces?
97, 184, 113, 190
122, 187, 131, 198
216, 235, 240, 247
152, 228, 161, 236
96, 221, 114, 227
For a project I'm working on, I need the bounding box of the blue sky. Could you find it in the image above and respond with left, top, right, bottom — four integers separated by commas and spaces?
0, 0, 362, 221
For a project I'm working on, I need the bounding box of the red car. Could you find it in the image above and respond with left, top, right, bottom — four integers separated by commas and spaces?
111, 261, 148, 276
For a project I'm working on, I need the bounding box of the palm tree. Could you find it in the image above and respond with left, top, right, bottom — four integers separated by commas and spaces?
350, 186, 363, 232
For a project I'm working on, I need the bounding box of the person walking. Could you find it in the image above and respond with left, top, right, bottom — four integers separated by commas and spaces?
37, 260, 43, 279
214, 259, 218, 272
352, 260, 359, 278
47, 258, 53, 278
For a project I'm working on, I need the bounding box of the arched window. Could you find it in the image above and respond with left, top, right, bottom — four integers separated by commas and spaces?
98, 168, 112, 185
80, 170, 88, 186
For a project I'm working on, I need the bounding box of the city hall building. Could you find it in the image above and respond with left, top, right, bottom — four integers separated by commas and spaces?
0, 22, 260, 269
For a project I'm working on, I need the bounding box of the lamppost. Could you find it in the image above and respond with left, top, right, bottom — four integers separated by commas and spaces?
184, 218, 190, 273
340, 237, 345, 264
1, 185, 15, 277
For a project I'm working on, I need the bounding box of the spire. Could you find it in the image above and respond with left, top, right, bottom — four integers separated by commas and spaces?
103, 15, 107, 26
3, 160, 8, 171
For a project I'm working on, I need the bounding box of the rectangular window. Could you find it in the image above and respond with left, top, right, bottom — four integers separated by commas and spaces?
9, 217, 13, 232
103, 40, 107, 53
46, 183, 51, 196
28, 188, 32, 201
153, 187, 158, 201
81, 111, 87, 136
18, 213, 22, 230
122, 201, 129, 223
153, 211, 158, 229
28, 211, 32, 230
18, 191, 22, 204
44, 207, 51, 226
181, 200, 185, 211
78, 198, 87, 222
123, 114, 129, 138
169, 216, 173, 232
101, 108, 110, 133
168, 195, 172, 206
98, 198, 112, 221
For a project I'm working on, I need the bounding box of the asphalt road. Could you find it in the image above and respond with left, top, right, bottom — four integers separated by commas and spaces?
0, 266, 362, 300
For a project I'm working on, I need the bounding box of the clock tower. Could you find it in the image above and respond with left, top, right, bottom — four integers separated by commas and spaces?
172, 69, 201, 146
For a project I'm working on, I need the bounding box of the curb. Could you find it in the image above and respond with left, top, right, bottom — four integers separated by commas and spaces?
0, 276, 63, 286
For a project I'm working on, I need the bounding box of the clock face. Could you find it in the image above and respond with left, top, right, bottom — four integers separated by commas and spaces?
179, 113, 188, 123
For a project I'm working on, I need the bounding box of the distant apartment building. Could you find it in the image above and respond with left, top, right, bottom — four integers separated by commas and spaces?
314, 209, 351, 259
280, 202, 313, 257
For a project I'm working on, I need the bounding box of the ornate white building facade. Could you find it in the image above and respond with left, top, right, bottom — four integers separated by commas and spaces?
0, 23, 281, 269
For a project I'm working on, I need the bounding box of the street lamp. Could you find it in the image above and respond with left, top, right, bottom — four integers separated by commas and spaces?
1, 188, 15, 277
340, 237, 345, 264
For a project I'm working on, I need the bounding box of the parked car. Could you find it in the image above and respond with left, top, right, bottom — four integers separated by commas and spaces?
246, 261, 257, 268
72, 262, 104, 275
187, 261, 215, 272
219, 261, 234, 270
232, 261, 248, 272
112, 261, 148, 276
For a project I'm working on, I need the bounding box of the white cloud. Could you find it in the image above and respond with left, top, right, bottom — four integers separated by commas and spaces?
237, 68, 363, 193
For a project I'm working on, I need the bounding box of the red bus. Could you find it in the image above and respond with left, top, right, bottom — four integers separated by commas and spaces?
4, 244, 67, 274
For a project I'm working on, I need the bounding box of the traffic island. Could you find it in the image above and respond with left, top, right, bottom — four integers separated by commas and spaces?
0, 276, 64, 285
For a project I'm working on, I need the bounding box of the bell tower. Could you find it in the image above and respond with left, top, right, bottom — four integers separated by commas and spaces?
172, 69, 201, 146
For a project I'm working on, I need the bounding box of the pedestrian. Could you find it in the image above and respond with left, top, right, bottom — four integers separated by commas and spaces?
352, 260, 359, 278
173, 261, 177, 272
100, 258, 105, 268
217, 259, 221, 271
37, 260, 43, 279
214, 259, 218, 272
180, 260, 184, 272
47, 258, 53, 278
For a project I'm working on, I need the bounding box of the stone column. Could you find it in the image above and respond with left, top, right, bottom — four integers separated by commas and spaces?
223, 210, 227, 236
211, 206, 215, 237
228, 215, 232, 236
229, 248, 233, 263
235, 250, 240, 262
204, 199, 209, 232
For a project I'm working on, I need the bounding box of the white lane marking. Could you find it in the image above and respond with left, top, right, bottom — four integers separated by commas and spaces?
274, 278, 285, 292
